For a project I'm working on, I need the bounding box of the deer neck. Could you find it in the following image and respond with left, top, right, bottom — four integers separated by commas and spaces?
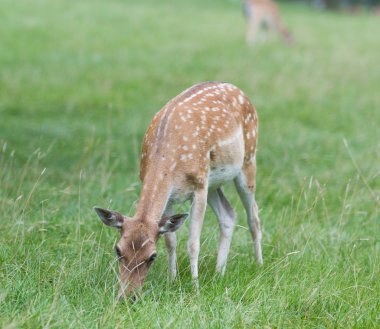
136, 165, 171, 222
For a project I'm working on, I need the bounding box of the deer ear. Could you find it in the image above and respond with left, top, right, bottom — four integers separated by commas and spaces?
159, 213, 188, 234
94, 207, 125, 228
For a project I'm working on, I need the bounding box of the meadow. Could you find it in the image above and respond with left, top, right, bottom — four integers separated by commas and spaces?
0, 0, 379, 327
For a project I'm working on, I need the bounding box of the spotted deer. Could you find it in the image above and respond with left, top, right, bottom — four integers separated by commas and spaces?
244, 0, 293, 45
94, 82, 262, 300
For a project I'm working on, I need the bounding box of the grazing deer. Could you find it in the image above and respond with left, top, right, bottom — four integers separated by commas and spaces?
244, 0, 294, 45
94, 82, 262, 301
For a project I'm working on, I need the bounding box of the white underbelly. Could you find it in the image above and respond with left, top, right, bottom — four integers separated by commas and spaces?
208, 164, 241, 188
207, 127, 245, 188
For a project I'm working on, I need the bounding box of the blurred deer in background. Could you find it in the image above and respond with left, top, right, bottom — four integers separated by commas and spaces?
94, 82, 263, 301
244, 0, 294, 45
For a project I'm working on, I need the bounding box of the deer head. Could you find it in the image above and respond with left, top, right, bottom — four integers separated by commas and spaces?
94, 207, 188, 301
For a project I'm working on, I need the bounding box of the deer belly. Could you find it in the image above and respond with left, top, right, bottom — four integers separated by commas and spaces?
207, 131, 245, 188
208, 164, 241, 188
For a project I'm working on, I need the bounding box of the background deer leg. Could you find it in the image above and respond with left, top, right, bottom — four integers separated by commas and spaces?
208, 188, 236, 275
246, 17, 261, 45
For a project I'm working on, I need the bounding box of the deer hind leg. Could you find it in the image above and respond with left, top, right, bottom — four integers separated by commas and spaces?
163, 205, 177, 279
246, 13, 262, 45
234, 159, 263, 265
208, 187, 236, 275
187, 185, 208, 280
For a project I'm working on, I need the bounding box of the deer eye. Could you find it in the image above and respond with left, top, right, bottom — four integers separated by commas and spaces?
147, 253, 157, 263
115, 246, 122, 259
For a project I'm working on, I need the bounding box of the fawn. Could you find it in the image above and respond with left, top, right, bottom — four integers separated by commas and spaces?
244, 0, 294, 45
94, 82, 262, 300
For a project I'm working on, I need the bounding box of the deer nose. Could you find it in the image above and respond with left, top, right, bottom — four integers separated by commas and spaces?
130, 295, 138, 304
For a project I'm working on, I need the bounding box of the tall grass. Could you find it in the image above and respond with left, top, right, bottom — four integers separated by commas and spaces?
0, 0, 379, 327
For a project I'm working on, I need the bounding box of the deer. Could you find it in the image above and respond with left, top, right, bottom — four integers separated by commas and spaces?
243, 0, 294, 45
94, 81, 263, 301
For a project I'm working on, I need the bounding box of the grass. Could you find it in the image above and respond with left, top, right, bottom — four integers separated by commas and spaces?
0, 0, 379, 327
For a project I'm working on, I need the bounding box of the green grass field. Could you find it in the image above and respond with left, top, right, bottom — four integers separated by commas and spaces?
1, 0, 379, 327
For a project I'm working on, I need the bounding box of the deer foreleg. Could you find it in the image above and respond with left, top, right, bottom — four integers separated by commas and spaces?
187, 186, 208, 280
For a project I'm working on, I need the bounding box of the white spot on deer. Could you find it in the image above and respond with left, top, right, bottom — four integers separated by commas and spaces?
170, 162, 177, 171
183, 145, 189, 151
192, 144, 197, 150
238, 95, 244, 105
246, 132, 250, 139
180, 154, 187, 161
192, 131, 199, 137
185, 95, 195, 103
183, 136, 188, 141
